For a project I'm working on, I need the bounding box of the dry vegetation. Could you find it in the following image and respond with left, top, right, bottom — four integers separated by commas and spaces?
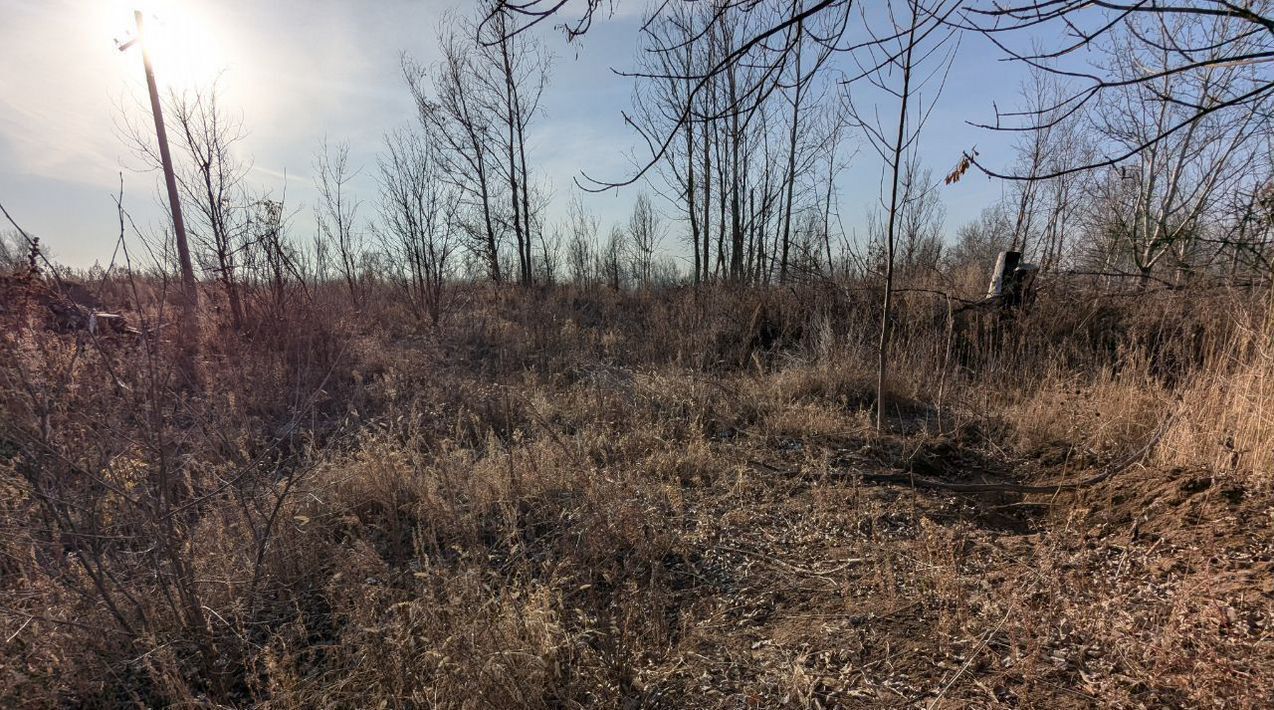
4, 0, 1273, 705
2, 268, 1271, 708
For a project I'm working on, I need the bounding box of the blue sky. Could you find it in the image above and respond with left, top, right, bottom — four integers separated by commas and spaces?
0, 0, 1027, 269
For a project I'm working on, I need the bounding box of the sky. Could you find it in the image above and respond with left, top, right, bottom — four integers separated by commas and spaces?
0, 0, 1028, 269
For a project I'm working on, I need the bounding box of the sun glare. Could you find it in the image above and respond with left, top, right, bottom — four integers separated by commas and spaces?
108, 1, 224, 90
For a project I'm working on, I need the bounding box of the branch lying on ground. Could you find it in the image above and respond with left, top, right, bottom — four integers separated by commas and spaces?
750, 408, 1177, 495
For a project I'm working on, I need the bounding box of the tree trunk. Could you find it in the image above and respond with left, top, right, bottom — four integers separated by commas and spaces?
876, 13, 916, 432
780, 14, 804, 284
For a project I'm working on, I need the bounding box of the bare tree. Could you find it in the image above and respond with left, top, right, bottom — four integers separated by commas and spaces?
476, 6, 552, 285
537, 234, 563, 284
947, 202, 1012, 274
1212, 157, 1274, 279
119, 9, 201, 386
564, 196, 599, 285
405, 22, 504, 282
776, 1, 838, 283
492, 1, 858, 193
948, 66, 1091, 273
1035, 100, 1092, 273
1002, 71, 1052, 261
491, 1, 1274, 192
843, 0, 959, 430
1080, 13, 1270, 286
314, 139, 363, 302
0, 230, 30, 273
896, 159, 945, 278
966, 0, 1274, 179
242, 196, 306, 318
161, 83, 251, 331
816, 116, 853, 280
600, 224, 626, 290
627, 192, 665, 286
377, 125, 457, 325
631, 3, 706, 285
124, 80, 253, 346
533, 191, 563, 285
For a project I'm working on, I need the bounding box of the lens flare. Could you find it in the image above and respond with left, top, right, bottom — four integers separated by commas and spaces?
108, 1, 224, 90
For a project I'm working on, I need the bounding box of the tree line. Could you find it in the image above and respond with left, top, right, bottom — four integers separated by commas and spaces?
95, 0, 1273, 333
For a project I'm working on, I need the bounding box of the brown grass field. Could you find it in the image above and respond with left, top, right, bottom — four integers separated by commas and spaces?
2, 273, 1272, 708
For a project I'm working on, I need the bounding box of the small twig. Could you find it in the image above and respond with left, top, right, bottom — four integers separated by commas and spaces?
926, 609, 1010, 709
4, 617, 32, 644
717, 543, 866, 578
0, 605, 125, 637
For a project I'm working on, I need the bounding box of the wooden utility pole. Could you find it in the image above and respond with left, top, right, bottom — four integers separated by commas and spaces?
120, 10, 200, 384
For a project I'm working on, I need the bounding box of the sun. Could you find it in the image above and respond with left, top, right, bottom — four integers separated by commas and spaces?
107, 0, 225, 91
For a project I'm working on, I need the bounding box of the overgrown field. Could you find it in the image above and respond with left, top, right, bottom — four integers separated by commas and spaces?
2, 278, 1271, 707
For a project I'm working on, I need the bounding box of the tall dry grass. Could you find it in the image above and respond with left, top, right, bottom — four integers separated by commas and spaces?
2, 270, 1271, 706
1157, 294, 1274, 483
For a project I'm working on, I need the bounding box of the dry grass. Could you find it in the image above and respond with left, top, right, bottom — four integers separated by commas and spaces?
1158, 303, 1274, 483
1, 274, 1271, 707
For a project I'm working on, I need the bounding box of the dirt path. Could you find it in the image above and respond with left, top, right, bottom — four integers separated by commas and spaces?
629, 441, 1273, 708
